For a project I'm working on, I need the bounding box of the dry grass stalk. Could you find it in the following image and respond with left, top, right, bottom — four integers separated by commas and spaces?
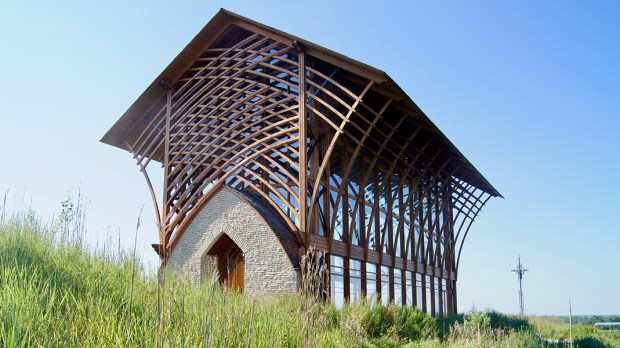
300, 246, 328, 300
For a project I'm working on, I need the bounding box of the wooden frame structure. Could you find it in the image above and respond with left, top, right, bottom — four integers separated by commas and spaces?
101, 9, 501, 316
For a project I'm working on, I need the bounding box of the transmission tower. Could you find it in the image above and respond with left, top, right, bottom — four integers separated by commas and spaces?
511, 256, 528, 316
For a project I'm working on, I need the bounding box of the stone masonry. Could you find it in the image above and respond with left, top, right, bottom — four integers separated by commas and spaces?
166, 186, 300, 297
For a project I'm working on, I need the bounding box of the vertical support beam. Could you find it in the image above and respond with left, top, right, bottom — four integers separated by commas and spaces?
374, 165, 382, 301
447, 185, 457, 315
359, 153, 366, 252
399, 184, 406, 260
386, 176, 394, 262
402, 270, 407, 307
410, 190, 417, 265
359, 153, 368, 297
361, 257, 367, 297
430, 276, 436, 317
342, 137, 350, 255
308, 71, 320, 237
389, 266, 395, 304
325, 129, 333, 255
344, 256, 351, 303
162, 88, 172, 248
421, 274, 427, 313
298, 50, 308, 246
413, 273, 418, 309
452, 280, 458, 314
325, 252, 332, 300
342, 138, 351, 303
438, 277, 444, 316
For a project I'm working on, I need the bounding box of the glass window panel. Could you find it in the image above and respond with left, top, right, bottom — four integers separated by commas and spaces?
414, 226, 424, 263
349, 197, 359, 245
394, 215, 401, 257
365, 204, 375, 250
379, 211, 387, 253
330, 255, 344, 309
394, 269, 402, 306
379, 183, 388, 212
381, 266, 390, 306
366, 262, 377, 305
421, 190, 428, 221
391, 178, 400, 213
406, 271, 413, 308
350, 259, 362, 303
402, 186, 410, 211
331, 254, 344, 270
425, 275, 432, 314
442, 279, 448, 316
405, 219, 412, 261
333, 198, 344, 241
422, 230, 428, 264
416, 273, 423, 311
318, 184, 327, 237
364, 180, 376, 250
413, 189, 420, 223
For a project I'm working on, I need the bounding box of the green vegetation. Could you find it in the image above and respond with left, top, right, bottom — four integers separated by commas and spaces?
1, 207, 619, 347
530, 316, 620, 348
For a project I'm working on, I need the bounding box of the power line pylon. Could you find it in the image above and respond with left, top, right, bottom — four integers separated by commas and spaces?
511, 256, 528, 316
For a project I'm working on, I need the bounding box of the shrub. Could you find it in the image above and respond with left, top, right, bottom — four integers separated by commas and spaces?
397, 306, 437, 341
464, 312, 491, 331
360, 302, 437, 345
487, 311, 531, 331
325, 305, 341, 329
361, 303, 396, 338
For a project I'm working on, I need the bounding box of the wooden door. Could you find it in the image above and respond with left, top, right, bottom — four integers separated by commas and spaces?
226, 248, 244, 292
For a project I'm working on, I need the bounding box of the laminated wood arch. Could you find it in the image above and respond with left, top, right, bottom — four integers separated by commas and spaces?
102, 9, 501, 315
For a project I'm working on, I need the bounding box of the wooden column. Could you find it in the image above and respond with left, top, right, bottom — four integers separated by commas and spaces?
162, 88, 172, 248
298, 49, 308, 246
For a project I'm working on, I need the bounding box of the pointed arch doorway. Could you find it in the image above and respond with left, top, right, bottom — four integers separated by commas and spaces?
205, 233, 244, 292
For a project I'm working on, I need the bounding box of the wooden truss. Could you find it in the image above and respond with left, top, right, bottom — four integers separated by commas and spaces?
102, 10, 500, 316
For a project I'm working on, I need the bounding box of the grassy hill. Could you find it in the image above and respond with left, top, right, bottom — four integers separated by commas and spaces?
1, 214, 618, 347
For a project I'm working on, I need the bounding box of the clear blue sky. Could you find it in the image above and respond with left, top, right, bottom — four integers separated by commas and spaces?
1, 1, 618, 315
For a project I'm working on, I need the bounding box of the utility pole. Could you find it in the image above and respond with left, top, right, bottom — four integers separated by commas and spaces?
511, 256, 528, 316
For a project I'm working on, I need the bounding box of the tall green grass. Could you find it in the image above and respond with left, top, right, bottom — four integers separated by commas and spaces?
0, 211, 438, 347
0, 214, 360, 347
1, 203, 618, 347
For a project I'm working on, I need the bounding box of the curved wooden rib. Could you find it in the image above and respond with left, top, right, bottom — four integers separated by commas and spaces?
305, 81, 374, 239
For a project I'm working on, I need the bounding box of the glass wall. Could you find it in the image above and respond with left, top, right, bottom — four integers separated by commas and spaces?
416, 273, 423, 310
329, 258, 451, 316
330, 255, 344, 309
315, 119, 456, 315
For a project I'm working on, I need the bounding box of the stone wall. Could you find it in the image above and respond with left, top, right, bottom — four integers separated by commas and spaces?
167, 187, 300, 297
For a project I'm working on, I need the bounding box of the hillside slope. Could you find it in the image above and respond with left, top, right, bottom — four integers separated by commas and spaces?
1, 217, 618, 347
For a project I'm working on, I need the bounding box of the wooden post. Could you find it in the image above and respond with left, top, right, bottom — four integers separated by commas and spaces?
298, 48, 308, 246
162, 88, 171, 248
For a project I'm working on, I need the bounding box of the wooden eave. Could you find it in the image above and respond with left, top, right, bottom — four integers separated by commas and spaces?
101, 8, 501, 198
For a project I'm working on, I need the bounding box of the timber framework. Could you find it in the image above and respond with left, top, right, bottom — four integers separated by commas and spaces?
101, 9, 501, 316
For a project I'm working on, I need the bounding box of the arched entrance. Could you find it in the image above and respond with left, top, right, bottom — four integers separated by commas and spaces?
205, 233, 244, 292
